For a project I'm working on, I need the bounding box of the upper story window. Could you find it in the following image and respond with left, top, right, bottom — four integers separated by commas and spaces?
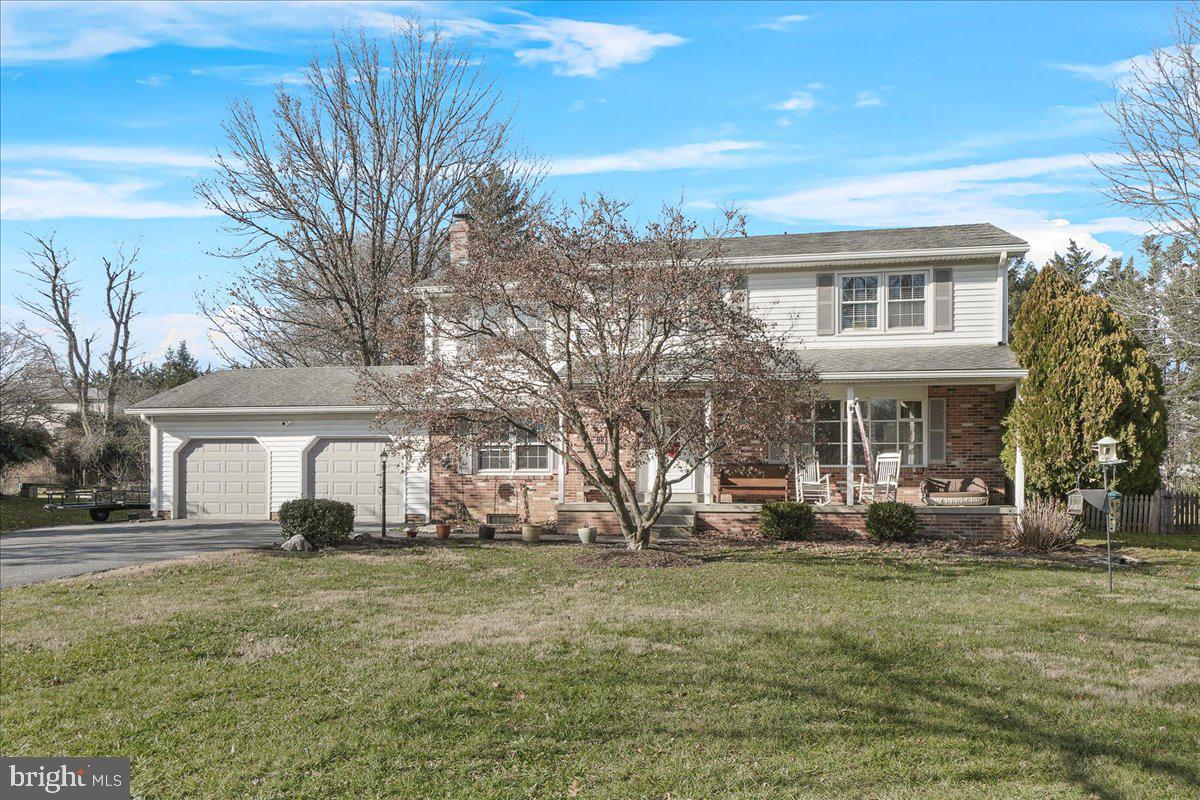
887, 273, 926, 328
838, 270, 929, 333
840, 276, 879, 330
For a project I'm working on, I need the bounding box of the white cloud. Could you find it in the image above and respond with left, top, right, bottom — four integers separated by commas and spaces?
2, 144, 213, 169
852, 105, 1108, 170
443, 14, 686, 77
0, 171, 215, 220
751, 14, 810, 32
0, 2, 684, 78
189, 64, 308, 86
548, 140, 766, 176
0, 1, 427, 63
138, 311, 222, 366
741, 153, 1146, 265
1050, 53, 1154, 83
854, 90, 884, 108
136, 74, 170, 88
770, 91, 817, 113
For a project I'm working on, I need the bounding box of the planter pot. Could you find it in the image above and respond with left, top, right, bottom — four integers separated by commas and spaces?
577, 526, 597, 545
405, 528, 418, 538
649, 528, 662, 544
436, 524, 451, 540
478, 525, 496, 541
521, 524, 541, 543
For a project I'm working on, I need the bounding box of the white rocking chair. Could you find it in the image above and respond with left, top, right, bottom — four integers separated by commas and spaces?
794, 452, 833, 506
856, 452, 901, 504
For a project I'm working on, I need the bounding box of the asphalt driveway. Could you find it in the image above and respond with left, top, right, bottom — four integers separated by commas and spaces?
0, 519, 282, 588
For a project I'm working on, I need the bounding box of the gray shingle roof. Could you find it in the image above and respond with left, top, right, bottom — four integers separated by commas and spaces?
128, 346, 1021, 412
715, 223, 1027, 259
798, 344, 1021, 376
127, 366, 414, 410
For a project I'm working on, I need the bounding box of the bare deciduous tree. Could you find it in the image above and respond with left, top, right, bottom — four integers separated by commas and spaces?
1097, 7, 1200, 248
0, 322, 58, 428
366, 197, 822, 549
197, 22, 532, 367
1097, 6, 1200, 490
18, 233, 141, 438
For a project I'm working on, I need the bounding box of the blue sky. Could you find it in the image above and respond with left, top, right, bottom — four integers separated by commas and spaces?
0, 0, 1177, 366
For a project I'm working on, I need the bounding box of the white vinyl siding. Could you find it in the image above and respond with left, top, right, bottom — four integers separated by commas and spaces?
154, 414, 429, 519
747, 260, 1001, 348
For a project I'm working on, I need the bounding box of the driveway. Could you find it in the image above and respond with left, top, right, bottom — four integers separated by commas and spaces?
0, 519, 282, 588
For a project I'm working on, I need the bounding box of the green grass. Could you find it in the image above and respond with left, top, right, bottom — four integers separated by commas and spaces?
2, 538, 1199, 799
0, 494, 133, 533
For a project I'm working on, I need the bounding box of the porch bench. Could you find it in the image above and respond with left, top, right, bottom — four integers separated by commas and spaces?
920, 477, 990, 506
719, 464, 788, 503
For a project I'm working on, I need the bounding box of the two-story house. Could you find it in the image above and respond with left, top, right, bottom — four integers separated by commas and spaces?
127, 221, 1028, 538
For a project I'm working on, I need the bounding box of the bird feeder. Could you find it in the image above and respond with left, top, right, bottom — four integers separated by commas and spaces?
1093, 436, 1121, 465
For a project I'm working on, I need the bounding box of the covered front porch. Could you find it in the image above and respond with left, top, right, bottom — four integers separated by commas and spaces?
684, 378, 1025, 509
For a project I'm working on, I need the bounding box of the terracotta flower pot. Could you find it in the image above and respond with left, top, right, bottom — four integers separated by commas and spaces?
436, 524, 451, 539
405, 528, 417, 538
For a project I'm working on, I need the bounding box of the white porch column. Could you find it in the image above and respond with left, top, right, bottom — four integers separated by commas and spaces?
1014, 383, 1025, 511
147, 417, 160, 514
557, 412, 566, 504
703, 390, 715, 503
845, 386, 856, 505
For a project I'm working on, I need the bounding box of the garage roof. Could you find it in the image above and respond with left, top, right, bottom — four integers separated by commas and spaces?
127, 366, 414, 411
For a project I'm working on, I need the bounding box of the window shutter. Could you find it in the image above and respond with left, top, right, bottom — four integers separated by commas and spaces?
928, 398, 947, 464
816, 273, 835, 335
933, 268, 954, 331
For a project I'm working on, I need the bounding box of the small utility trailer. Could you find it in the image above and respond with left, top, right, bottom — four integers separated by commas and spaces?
43, 487, 151, 524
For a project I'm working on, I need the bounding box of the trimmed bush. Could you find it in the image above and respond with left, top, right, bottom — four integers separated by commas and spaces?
760, 501, 817, 540
866, 502, 917, 542
278, 499, 354, 548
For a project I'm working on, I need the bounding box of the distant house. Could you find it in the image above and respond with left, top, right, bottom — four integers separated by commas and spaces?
127, 222, 1029, 538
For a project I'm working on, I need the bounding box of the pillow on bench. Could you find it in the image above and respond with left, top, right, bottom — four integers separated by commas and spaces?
920, 477, 989, 506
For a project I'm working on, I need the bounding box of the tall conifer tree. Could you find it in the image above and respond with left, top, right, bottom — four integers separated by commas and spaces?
1003, 267, 1167, 495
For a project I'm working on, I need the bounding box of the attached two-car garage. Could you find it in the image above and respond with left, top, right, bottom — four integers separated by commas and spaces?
129, 366, 431, 524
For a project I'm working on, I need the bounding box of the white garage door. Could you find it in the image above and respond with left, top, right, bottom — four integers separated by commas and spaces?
307, 439, 405, 524
179, 439, 268, 519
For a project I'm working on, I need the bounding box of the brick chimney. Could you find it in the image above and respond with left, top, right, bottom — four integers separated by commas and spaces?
449, 211, 473, 264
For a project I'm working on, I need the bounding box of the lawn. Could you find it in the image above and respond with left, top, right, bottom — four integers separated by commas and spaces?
2, 537, 1198, 799
0, 494, 133, 533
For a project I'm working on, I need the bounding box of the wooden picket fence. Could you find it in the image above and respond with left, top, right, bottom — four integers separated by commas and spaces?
1081, 489, 1200, 534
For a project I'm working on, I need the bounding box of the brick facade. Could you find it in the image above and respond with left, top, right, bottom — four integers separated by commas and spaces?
424, 383, 1011, 524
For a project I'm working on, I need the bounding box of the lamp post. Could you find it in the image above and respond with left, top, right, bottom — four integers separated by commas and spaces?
1093, 436, 1126, 592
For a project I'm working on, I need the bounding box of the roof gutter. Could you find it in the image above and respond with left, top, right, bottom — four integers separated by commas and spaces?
819, 368, 1027, 382
125, 405, 385, 417
720, 243, 1029, 267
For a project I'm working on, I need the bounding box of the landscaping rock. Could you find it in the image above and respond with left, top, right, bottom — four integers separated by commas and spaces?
281, 534, 314, 552
348, 531, 373, 544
